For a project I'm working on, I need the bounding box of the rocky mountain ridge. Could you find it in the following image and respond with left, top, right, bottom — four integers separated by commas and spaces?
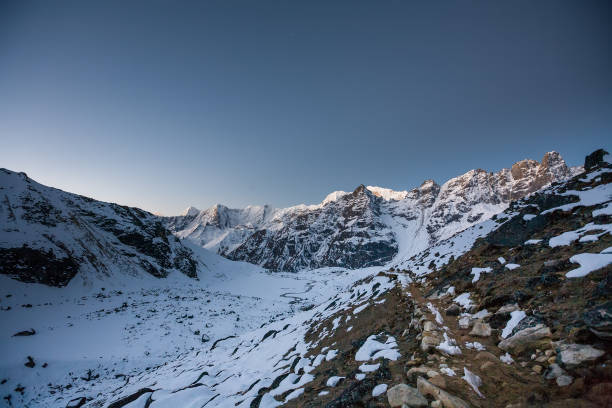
167, 151, 582, 272
0, 169, 200, 287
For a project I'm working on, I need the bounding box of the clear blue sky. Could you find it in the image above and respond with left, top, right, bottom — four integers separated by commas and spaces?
1, 1, 610, 215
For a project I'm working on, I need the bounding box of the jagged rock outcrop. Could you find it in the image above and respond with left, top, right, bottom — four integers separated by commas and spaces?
0, 169, 200, 286
168, 151, 581, 271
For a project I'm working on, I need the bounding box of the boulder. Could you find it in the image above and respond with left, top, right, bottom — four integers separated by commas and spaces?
498, 324, 551, 354
386, 384, 428, 407
458, 316, 472, 329
446, 304, 461, 316
557, 343, 605, 367
407, 366, 431, 381
417, 377, 470, 408
421, 333, 440, 352
556, 375, 573, 387
496, 304, 519, 315
474, 351, 498, 362
469, 322, 492, 337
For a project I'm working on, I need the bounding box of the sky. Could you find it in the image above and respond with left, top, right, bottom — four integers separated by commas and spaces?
1, 1, 611, 215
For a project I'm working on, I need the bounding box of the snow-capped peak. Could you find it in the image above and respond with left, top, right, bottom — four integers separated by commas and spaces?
366, 186, 408, 201
322, 190, 349, 205
181, 206, 200, 217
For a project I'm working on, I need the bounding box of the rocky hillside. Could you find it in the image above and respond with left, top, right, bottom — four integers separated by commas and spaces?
167, 151, 581, 272
0, 169, 200, 287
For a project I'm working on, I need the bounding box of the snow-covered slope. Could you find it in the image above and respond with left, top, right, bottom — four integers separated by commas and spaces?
0, 169, 200, 287
168, 151, 581, 272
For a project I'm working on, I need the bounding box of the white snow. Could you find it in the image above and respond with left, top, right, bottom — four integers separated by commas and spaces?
462, 367, 484, 398
549, 223, 612, 247
465, 341, 486, 351
353, 303, 369, 314
524, 239, 542, 245
593, 203, 611, 217
440, 367, 456, 376
505, 263, 520, 270
427, 303, 444, 325
470, 267, 492, 283
454, 293, 473, 309
437, 332, 462, 355
359, 363, 380, 373
318, 390, 330, 396
498, 257, 506, 264
500, 353, 514, 365
542, 183, 612, 215
372, 383, 388, 397
326, 376, 345, 387
355, 335, 400, 361
355, 373, 366, 380
523, 214, 537, 221
502, 310, 527, 339
566, 252, 612, 278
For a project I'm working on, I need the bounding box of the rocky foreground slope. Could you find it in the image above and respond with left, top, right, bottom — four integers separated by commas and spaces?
167, 152, 581, 272
0, 169, 200, 287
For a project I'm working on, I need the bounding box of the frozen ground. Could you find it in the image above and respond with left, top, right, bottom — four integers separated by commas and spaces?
0, 247, 379, 407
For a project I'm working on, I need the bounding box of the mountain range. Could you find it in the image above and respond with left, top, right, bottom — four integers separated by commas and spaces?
0, 152, 581, 286
164, 151, 582, 272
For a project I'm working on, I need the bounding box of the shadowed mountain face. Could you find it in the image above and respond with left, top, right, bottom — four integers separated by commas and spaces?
0, 169, 199, 287
166, 152, 581, 271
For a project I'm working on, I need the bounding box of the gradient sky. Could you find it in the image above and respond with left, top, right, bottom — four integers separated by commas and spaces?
1, 1, 610, 215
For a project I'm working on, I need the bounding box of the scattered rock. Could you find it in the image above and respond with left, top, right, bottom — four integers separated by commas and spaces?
386, 383, 428, 407
445, 304, 461, 316
474, 351, 498, 362
498, 324, 551, 354
583, 302, 612, 340
66, 397, 86, 408
13, 329, 36, 337
556, 375, 573, 387
496, 304, 520, 315
407, 366, 431, 381
557, 343, 604, 367
416, 377, 470, 408
24, 356, 35, 368
532, 365, 542, 374
421, 334, 440, 352
469, 321, 491, 337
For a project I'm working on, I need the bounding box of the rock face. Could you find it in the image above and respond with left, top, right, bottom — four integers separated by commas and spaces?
0, 169, 200, 286
167, 151, 580, 272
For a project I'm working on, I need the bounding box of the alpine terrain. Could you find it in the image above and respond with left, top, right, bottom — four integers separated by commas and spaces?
0, 149, 610, 408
